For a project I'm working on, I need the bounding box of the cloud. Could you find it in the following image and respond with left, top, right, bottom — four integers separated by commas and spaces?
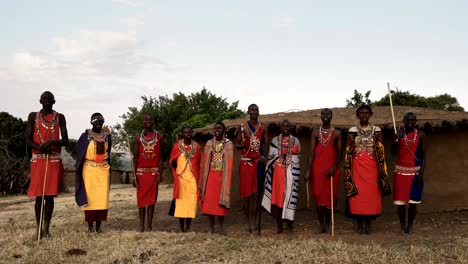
272, 15, 295, 29
122, 17, 145, 28
111, 0, 139, 7
10, 30, 165, 80
0, 29, 185, 138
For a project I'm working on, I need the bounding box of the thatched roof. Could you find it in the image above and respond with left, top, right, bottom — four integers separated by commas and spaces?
194, 106, 468, 134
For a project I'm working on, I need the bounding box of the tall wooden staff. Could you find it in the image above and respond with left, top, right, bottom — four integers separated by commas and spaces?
257, 161, 264, 235
37, 154, 49, 242
126, 137, 148, 222
330, 176, 334, 239
305, 179, 310, 208
126, 137, 139, 192
388, 82, 397, 134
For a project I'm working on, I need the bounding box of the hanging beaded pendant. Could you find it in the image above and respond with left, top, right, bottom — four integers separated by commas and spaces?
211, 138, 225, 171
140, 129, 158, 159
318, 126, 334, 147
35, 111, 58, 144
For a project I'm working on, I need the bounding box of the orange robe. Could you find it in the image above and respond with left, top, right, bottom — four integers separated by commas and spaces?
200, 138, 234, 216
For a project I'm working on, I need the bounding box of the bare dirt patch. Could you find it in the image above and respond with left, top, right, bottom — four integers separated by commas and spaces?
0, 184, 466, 263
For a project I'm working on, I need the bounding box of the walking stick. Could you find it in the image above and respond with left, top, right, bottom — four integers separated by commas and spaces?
387, 82, 397, 134
305, 179, 310, 208
257, 160, 265, 235
126, 138, 138, 189
37, 154, 49, 242
330, 176, 334, 239
126, 137, 147, 227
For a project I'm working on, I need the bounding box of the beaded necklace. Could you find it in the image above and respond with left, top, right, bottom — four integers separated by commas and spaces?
243, 121, 261, 153
178, 140, 197, 160
140, 129, 159, 157
88, 130, 108, 142
403, 128, 420, 161
278, 134, 293, 166
176, 140, 198, 176
403, 128, 418, 146
35, 111, 58, 144
211, 137, 225, 171
357, 123, 374, 146
88, 129, 109, 156
318, 126, 334, 147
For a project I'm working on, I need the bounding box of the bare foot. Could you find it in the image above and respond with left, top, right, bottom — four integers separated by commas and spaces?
405, 225, 413, 234
43, 232, 51, 239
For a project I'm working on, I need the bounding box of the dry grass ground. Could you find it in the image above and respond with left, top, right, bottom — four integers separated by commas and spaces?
0, 184, 466, 264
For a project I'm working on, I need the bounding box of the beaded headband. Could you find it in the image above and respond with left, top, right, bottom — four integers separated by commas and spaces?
91, 117, 105, 123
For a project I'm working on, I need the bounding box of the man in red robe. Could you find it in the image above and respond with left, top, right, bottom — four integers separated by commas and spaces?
391, 112, 425, 234
132, 113, 163, 232
235, 104, 268, 233
26, 91, 69, 240
305, 108, 342, 233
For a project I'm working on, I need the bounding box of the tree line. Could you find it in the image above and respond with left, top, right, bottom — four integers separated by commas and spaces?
0, 87, 464, 194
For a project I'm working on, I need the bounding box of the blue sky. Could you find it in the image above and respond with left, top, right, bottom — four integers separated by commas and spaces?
1, 0, 467, 138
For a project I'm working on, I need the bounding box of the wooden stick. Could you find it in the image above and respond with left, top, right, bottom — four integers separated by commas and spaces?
388, 82, 397, 134
331, 176, 334, 239
126, 137, 138, 189
305, 179, 310, 208
37, 154, 49, 242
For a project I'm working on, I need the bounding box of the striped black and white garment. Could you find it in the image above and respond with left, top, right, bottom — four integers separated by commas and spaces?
261, 135, 301, 221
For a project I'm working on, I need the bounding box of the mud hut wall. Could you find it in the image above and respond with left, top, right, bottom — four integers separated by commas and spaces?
419, 130, 468, 212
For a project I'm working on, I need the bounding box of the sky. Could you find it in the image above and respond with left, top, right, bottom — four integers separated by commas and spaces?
1, 0, 467, 139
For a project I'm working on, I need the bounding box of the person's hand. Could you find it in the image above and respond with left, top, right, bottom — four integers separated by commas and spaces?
327, 166, 336, 177
416, 170, 424, 183
394, 127, 404, 142
304, 169, 310, 182
236, 141, 245, 150
131, 178, 138, 188
39, 142, 52, 154
157, 171, 164, 184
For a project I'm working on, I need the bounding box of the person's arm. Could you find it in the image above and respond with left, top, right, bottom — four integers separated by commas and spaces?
235, 124, 244, 150
328, 129, 342, 177
305, 129, 318, 181
391, 127, 403, 156
25, 112, 42, 152
108, 134, 112, 187
157, 137, 164, 184
132, 134, 139, 188
417, 131, 426, 183
261, 122, 269, 163
54, 113, 69, 147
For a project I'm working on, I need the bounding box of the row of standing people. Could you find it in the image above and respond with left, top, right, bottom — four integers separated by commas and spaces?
229, 103, 425, 235
304, 105, 425, 235
25, 91, 237, 236
26, 91, 424, 239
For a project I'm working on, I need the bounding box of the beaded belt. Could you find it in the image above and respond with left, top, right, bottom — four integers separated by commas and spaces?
85, 160, 109, 167
395, 165, 420, 175
241, 157, 256, 162
136, 167, 159, 172
32, 153, 61, 160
